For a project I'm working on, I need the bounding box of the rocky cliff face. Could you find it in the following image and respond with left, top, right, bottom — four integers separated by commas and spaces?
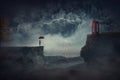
81, 33, 120, 63
0, 46, 44, 71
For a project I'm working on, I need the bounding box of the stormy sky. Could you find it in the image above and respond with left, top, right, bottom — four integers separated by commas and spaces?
1, 0, 120, 57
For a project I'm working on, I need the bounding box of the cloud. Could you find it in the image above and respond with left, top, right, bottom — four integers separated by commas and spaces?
4, 1, 118, 57
6, 10, 92, 57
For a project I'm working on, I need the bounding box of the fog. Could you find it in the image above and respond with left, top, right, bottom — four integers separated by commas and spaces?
2, 0, 119, 57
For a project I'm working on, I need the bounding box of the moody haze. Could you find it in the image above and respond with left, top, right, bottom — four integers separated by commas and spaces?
1, 0, 120, 57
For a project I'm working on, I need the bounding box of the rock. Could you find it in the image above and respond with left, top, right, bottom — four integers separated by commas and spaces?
81, 32, 120, 64
0, 46, 44, 70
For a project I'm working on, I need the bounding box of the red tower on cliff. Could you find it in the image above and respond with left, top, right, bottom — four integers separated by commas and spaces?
92, 20, 99, 35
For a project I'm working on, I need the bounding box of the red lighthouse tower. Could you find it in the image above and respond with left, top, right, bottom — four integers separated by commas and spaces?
92, 20, 99, 35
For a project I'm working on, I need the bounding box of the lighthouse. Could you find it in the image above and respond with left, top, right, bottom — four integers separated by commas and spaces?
92, 20, 99, 35
39, 36, 44, 46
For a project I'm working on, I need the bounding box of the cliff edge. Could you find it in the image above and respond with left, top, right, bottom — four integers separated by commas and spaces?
0, 46, 44, 70
81, 32, 120, 63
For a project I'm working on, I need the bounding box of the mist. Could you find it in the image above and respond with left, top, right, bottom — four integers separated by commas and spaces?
2, 0, 119, 57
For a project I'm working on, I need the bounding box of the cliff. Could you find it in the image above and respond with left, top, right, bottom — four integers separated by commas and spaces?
81, 32, 120, 63
0, 46, 44, 70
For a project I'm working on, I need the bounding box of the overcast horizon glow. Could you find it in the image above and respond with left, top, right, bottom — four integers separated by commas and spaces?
3, 10, 92, 57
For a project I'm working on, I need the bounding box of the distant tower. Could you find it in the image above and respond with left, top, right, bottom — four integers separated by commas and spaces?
0, 17, 11, 45
39, 36, 44, 46
92, 20, 99, 35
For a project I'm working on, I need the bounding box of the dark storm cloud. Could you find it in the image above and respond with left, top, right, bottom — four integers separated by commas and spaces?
1, 0, 120, 28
